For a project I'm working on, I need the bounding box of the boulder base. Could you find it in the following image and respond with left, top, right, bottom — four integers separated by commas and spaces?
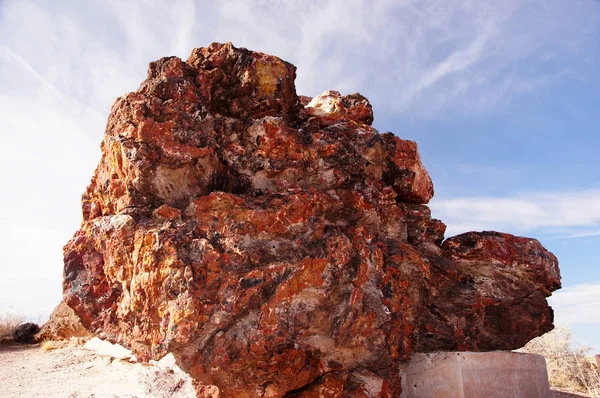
399, 351, 550, 398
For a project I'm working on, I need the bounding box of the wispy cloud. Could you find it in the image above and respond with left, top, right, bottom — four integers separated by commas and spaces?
0, 0, 598, 319
431, 190, 600, 238
1, 0, 597, 118
554, 230, 600, 240
550, 282, 600, 325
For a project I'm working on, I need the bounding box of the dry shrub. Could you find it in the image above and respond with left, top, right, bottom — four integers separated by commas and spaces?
40, 340, 57, 352
519, 325, 600, 397
0, 312, 26, 340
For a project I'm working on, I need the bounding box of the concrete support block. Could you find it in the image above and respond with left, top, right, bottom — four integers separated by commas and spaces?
399, 351, 550, 398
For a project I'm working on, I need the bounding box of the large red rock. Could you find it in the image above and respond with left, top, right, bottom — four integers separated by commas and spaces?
63, 42, 560, 397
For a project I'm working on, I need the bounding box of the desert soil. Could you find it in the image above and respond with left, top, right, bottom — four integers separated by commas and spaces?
0, 341, 195, 397
0, 342, 591, 398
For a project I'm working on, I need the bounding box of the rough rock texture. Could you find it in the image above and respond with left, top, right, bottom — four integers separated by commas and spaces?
12, 323, 40, 344
63, 42, 560, 397
36, 301, 91, 342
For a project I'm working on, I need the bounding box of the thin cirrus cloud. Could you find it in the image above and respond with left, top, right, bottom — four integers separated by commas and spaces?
549, 283, 600, 325
548, 283, 600, 353
0, 0, 598, 320
1, 0, 597, 119
430, 190, 600, 238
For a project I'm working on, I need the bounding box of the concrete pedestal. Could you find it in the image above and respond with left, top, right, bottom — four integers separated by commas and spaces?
399, 351, 550, 398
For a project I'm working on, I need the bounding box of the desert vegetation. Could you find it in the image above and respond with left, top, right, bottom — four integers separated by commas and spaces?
520, 325, 600, 397
0, 312, 25, 341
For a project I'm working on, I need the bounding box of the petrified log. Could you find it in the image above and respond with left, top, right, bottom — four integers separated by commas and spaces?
35, 301, 91, 342
63, 42, 560, 397
12, 323, 40, 344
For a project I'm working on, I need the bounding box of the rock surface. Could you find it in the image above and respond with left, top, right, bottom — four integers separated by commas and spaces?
63, 42, 560, 397
12, 323, 40, 344
36, 301, 91, 342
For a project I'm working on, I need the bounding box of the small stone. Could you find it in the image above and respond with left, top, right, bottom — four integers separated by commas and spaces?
12, 323, 40, 344
305, 90, 374, 126
152, 204, 182, 220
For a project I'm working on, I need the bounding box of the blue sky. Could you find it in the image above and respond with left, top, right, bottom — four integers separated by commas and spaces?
1, 0, 598, 353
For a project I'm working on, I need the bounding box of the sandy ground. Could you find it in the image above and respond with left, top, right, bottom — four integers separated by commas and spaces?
0, 341, 195, 398
0, 341, 592, 398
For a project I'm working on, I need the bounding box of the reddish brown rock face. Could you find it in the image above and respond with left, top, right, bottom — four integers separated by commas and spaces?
63, 42, 560, 397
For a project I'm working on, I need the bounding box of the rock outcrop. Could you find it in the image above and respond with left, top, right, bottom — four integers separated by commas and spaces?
63, 42, 560, 397
12, 323, 40, 344
36, 301, 91, 342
